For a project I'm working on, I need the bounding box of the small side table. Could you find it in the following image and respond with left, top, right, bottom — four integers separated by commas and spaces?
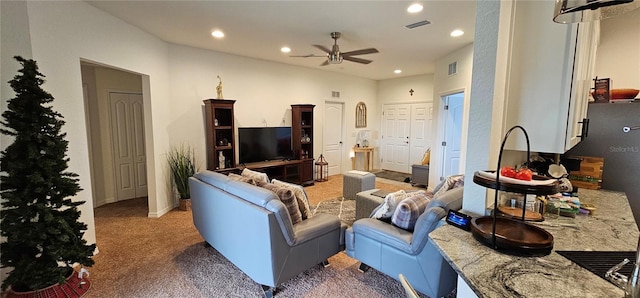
352, 147, 374, 172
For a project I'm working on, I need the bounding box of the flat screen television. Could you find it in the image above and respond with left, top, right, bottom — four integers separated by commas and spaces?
238, 127, 292, 164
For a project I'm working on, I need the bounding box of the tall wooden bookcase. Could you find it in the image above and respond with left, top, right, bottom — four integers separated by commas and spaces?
204, 99, 236, 171
291, 104, 315, 185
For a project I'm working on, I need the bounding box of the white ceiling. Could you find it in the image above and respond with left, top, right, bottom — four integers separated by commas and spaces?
85, 0, 477, 81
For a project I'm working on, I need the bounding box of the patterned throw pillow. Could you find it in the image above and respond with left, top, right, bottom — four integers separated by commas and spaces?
259, 182, 303, 225
391, 192, 431, 231
241, 168, 269, 184
271, 179, 312, 220
432, 174, 464, 197
228, 173, 257, 185
370, 190, 408, 219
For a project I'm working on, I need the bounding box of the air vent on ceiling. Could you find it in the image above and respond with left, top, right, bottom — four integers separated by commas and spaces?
405, 20, 431, 29
332, 91, 340, 98
448, 61, 457, 76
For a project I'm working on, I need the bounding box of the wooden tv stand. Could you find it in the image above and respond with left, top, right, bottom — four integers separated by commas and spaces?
216, 159, 315, 186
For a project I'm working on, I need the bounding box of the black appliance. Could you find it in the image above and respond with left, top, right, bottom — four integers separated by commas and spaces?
238, 127, 292, 164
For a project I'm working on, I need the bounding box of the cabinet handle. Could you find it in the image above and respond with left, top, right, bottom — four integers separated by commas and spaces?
577, 118, 589, 140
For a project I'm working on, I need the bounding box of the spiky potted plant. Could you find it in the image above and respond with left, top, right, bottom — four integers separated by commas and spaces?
167, 145, 197, 211
0, 56, 95, 297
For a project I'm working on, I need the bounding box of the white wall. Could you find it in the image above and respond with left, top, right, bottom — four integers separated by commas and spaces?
432, 44, 474, 190
3, 1, 174, 248
0, 0, 34, 285
1, 1, 382, 259
168, 44, 377, 175
595, 8, 640, 89
1, 1, 33, 153
378, 74, 434, 103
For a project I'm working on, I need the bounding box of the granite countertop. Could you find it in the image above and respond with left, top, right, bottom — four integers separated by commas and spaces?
430, 189, 639, 298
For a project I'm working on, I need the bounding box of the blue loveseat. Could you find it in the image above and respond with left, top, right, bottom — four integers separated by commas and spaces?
189, 170, 346, 297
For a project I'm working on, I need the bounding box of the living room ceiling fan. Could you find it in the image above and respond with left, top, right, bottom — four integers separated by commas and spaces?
291, 32, 379, 66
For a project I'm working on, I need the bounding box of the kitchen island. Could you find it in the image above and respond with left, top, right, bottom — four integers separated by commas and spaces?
430, 189, 639, 297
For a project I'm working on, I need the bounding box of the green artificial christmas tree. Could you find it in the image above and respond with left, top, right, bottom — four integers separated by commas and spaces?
0, 56, 95, 292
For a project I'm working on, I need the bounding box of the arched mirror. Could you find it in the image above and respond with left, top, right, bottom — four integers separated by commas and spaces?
356, 102, 367, 128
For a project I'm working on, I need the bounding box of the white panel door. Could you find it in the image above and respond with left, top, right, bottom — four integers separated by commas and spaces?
409, 103, 433, 168
130, 95, 148, 197
110, 92, 146, 201
441, 94, 464, 179
323, 102, 343, 176
381, 104, 410, 173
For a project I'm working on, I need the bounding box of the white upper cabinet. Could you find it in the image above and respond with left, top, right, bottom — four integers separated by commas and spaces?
566, 20, 599, 150
502, 0, 599, 153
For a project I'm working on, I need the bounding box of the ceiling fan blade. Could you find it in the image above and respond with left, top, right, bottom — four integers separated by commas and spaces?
320, 60, 329, 66
290, 54, 326, 58
343, 56, 373, 64
342, 48, 379, 57
313, 45, 332, 54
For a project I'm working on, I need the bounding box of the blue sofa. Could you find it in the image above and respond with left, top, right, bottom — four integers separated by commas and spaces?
189, 171, 346, 297
345, 187, 463, 298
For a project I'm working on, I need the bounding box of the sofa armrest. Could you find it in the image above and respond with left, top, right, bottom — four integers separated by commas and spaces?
410, 206, 447, 252
351, 218, 414, 254
292, 213, 342, 245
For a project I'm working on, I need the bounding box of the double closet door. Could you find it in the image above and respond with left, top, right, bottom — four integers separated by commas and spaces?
381, 103, 433, 173
109, 92, 147, 201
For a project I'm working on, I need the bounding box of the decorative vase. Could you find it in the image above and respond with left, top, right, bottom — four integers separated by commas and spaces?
179, 198, 191, 211
218, 151, 226, 169
6, 269, 91, 298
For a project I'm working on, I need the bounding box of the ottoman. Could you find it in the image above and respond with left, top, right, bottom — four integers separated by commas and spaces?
343, 170, 376, 200
355, 189, 385, 220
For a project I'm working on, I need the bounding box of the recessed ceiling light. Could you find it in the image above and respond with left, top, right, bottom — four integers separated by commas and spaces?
394, 69, 402, 74
211, 30, 224, 38
450, 29, 464, 37
407, 3, 423, 13
281, 47, 291, 53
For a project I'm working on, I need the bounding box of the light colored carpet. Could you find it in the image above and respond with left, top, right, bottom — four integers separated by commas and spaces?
85, 174, 428, 297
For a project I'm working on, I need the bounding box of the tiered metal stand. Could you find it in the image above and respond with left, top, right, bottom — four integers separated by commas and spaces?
471, 126, 559, 256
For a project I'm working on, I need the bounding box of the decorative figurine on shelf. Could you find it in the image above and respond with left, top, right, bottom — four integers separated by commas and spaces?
216, 75, 224, 99
218, 151, 226, 169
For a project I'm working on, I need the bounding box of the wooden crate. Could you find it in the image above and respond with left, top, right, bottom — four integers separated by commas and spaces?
566, 156, 604, 190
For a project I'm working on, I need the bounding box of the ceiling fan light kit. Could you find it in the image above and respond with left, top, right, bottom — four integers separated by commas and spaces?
292, 31, 379, 66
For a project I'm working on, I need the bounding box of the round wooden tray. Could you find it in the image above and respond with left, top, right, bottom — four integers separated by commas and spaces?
497, 206, 544, 221
473, 171, 559, 195
471, 216, 554, 256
